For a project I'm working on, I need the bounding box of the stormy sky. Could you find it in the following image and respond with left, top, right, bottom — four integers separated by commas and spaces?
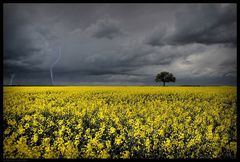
3, 3, 237, 85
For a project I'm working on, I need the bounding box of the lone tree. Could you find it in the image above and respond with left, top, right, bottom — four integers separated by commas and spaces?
155, 71, 176, 86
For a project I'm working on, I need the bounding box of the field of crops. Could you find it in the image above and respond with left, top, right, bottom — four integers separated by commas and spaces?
3, 86, 237, 159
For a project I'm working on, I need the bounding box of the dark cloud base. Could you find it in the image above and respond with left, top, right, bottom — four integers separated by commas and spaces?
3, 72, 236, 86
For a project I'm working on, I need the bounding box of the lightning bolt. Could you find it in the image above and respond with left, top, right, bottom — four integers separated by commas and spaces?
50, 46, 62, 85
9, 74, 15, 85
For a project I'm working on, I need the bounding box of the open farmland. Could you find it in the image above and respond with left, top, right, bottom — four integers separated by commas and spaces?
3, 86, 237, 159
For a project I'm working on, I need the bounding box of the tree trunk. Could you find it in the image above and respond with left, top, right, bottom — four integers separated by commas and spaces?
163, 82, 165, 86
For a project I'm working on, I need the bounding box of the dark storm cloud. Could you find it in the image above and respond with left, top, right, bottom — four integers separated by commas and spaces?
172, 4, 236, 45
3, 3, 237, 85
3, 72, 52, 85
4, 5, 54, 74
146, 4, 237, 46
43, 71, 154, 85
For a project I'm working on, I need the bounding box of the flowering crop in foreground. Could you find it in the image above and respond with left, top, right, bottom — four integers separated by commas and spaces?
3, 86, 237, 159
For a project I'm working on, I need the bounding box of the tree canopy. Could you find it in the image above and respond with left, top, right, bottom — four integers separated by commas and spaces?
155, 71, 176, 86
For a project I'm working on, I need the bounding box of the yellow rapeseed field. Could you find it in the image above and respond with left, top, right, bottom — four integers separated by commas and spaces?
3, 86, 237, 159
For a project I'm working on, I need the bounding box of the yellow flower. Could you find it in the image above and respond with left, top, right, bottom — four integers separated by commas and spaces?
105, 140, 111, 148
18, 126, 25, 135
23, 115, 31, 121
4, 128, 11, 135
58, 120, 64, 126
120, 151, 130, 158
3, 86, 237, 158
24, 123, 30, 129
99, 150, 110, 158
158, 129, 164, 136
38, 129, 43, 134
115, 137, 122, 145
109, 127, 116, 134
7, 119, 16, 126
32, 134, 38, 143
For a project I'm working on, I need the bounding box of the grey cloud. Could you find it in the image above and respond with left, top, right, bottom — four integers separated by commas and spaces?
86, 18, 124, 39
50, 72, 153, 86
4, 6, 54, 75
128, 43, 236, 79
173, 4, 236, 44
144, 25, 169, 46
146, 4, 236, 46
54, 40, 215, 78
3, 72, 52, 85
218, 59, 237, 67
3, 4, 237, 85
